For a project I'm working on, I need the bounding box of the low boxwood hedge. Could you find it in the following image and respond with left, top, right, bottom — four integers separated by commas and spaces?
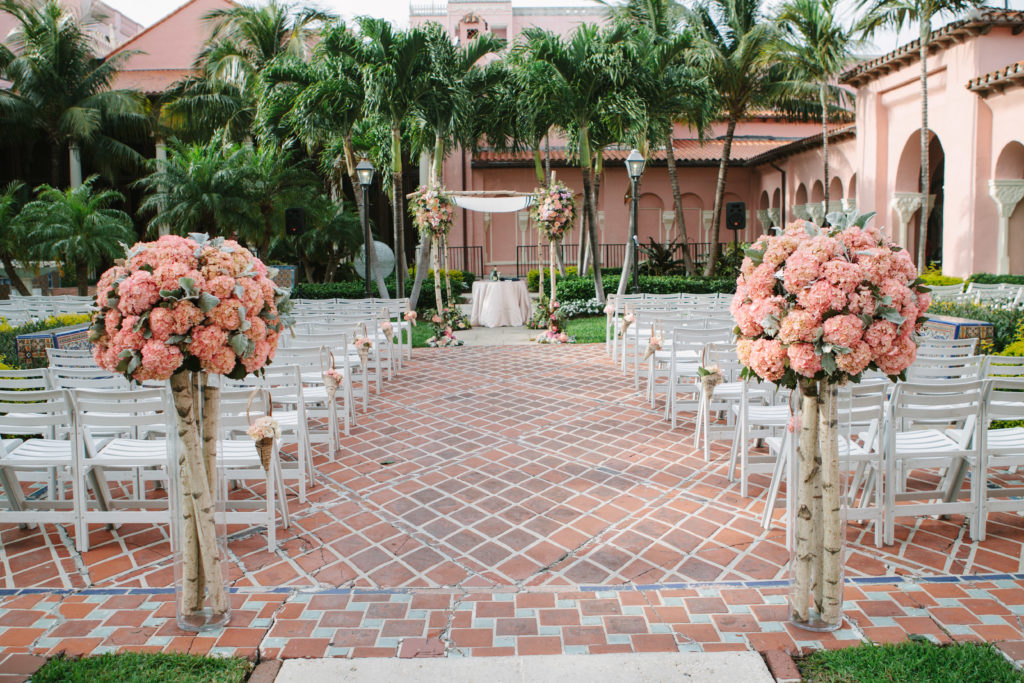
967, 273, 1024, 286
292, 270, 475, 312
926, 301, 1024, 352
555, 274, 735, 301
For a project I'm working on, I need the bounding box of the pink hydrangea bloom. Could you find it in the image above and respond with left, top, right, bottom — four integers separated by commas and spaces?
847, 287, 877, 316
782, 250, 821, 293
836, 341, 872, 375
140, 339, 183, 379
148, 307, 175, 341
750, 296, 785, 332
207, 275, 236, 299
916, 291, 932, 313
733, 302, 763, 337
744, 263, 777, 299
117, 271, 161, 316
748, 338, 787, 382
763, 235, 801, 268
189, 325, 229, 364
838, 227, 877, 252
104, 309, 122, 337
778, 309, 821, 344
736, 338, 753, 365
204, 346, 238, 375
797, 279, 847, 316
822, 314, 863, 349
863, 320, 899, 356
875, 334, 917, 375
171, 301, 204, 335
822, 260, 864, 293
806, 235, 839, 262
153, 261, 204, 293
207, 298, 243, 331
787, 343, 823, 378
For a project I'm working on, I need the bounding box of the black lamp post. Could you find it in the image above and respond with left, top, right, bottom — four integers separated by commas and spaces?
356, 158, 375, 298
625, 149, 646, 294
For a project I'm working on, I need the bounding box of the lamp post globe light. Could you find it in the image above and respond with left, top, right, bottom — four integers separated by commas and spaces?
356, 158, 375, 298
625, 149, 645, 294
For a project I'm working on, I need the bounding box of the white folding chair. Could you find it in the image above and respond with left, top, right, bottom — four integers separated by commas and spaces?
916, 337, 977, 359
883, 379, 989, 545
0, 389, 83, 550
730, 381, 791, 498
73, 388, 175, 551
984, 355, 1024, 379
906, 355, 985, 382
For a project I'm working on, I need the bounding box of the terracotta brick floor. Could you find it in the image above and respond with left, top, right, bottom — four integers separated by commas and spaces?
3, 344, 1024, 664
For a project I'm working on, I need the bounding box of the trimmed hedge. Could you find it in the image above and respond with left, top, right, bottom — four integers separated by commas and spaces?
968, 273, 1024, 286
921, 273, 964, 287
527, 266, 579, 292
292, 270, 475, 312
555, 274, 735, 301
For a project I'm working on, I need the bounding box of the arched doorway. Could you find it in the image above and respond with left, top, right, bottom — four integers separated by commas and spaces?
828, 177, 843, 209
894, 130, 944, 266
847, 174, 857, 207
679, 193, 703, 245
758, 191, 771, 233
638, 192, 664, 245
993, 141, 1024, 274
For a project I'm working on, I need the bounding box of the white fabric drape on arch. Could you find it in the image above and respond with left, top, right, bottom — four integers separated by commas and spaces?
452, 195, 533, 213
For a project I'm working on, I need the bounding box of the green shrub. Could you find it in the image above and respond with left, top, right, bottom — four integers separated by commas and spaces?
921, 273, 964, 287
292, 270, 475, 312
527, 266, 578, 292
968, 273, 1024, 286
554, 274, 735, 301
1000, 341, 1024, 356
926, 301, 1024, 352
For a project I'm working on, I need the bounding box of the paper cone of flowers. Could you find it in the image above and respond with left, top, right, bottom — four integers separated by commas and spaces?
90, 234, 293, 628
731, 211, 929, 631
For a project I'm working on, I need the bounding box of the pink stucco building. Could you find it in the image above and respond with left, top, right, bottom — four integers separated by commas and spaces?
418, 4, 1024, 278
43, 0, 1024, 278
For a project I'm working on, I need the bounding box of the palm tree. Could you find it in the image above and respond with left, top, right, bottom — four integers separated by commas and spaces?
244, 146, 318, 260
605, 0, 714, 275
522, 23, 641, 304
18, 176, 135, 295
0, 182, 32, 295
341, 18, 433, 297
857, 0, 981, 267
685, 0, 787, 276
776, 0, 857, 214
163, 1, 331, 143
136, 141, 259, 241
0, 0, 148, 186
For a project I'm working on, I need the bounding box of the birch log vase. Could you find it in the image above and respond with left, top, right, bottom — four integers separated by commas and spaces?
790, 379, 844, 632
171, 371, 230, 632
549, 240, 557, 310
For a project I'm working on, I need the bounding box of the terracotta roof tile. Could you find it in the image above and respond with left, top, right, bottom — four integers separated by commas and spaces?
841, 9, 1024, 88
474, 138, 798, 166
967, 61, 1024, 97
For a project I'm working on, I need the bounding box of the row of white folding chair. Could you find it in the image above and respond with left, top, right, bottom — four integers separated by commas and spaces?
760, 382, 888, 548
285, 329, 376, 411
273, 345, 353, 452
627, 311, 732, 384
606, 294, 729, 360
915, 337, 977, 358
0, 386, 289, 553
290, 312, 398, 383
658, 326, 734, 429
695, 342, 769, 461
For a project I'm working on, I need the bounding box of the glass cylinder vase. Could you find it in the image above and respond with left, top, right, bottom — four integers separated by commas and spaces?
788, 380, 846, 632
171, 373, 231, 632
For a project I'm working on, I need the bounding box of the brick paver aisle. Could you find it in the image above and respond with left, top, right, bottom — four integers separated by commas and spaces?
3, 345, 1024, 664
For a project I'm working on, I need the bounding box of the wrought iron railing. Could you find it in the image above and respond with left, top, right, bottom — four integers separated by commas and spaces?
515, 242, 715, 277
445, 245, 484, 277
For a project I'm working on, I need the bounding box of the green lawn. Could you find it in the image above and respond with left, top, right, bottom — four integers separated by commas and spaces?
31, 652, 252, 683
564, 315, 606, 344
798, 641, 1024, 683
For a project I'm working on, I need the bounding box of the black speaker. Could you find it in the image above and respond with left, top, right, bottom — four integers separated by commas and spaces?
725, 202, 746, 231
285, 207, 306, 236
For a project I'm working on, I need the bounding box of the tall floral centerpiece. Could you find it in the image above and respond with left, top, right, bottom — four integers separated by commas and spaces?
531, 180, 576, 329
731, 211, 930, 631
90, 234, 293, 631
409, 185, 459, 329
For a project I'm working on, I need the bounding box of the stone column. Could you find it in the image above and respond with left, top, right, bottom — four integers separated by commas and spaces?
69, 143, 82, 188
661, 210, 675, 242
988, 179, 1024, 275
702, 210, 714, 242
756, 209, 770, 233
807, 203, 825, 226
598, 210, 606, 242
841, 198, 856, 212
767, 208, 781, 228
792, 204, 810, 221
892, 192, 924, 250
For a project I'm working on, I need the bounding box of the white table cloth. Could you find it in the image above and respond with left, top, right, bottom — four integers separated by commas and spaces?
470, 280, 532, 328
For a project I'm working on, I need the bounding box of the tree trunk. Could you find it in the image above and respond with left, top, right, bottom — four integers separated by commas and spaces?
917, 18, 931, 269
703, 117, 736, 277
409, 236, 432, 309
544, 134, 551, 186
259, 213, 273, 261
50, 141, 62, 188
1, 254, 30, 296
391, 125, 407, 294
580, 128, 604, 304
532, 147, 545, 185
433, 134, 445, 185
75, 261, 89, 297
344, 135, 388, 298
820, 83, 830, 220
664, 129, 696, 274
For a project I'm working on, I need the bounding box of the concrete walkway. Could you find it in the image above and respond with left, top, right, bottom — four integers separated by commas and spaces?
274, 652, 774, 683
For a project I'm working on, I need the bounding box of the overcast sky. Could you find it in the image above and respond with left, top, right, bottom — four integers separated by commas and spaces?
102, 0, 1024, 55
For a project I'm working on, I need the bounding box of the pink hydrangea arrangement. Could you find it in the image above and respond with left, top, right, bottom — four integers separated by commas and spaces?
409, 186, 455, 238
90, 234, 293, 382
531, 181, 576, 241
731, 213, 929, 386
